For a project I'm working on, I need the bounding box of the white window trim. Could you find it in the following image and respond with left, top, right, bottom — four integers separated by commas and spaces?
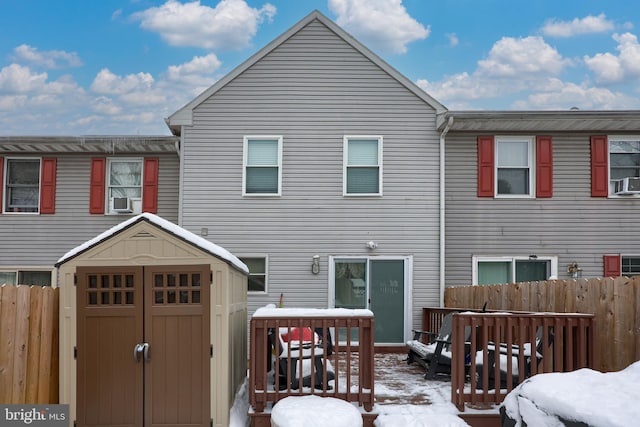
3, 157, 42, 214
472, 255, 558, 285
240, 254, 269, 294
0, 266, 56, 287
494, 136, 535, 199
242, 136, 283, 197
106, 157, 144, 215
343, 135, 383, 197
607, 135, 640, 197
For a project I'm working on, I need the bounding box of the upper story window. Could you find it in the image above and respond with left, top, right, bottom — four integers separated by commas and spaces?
622, 256, 640, 277
609, 137, 640, 195
243, 136, 282, 196
495, 137, 534, 197
4, 158, 40, 213
239, 256, 268, 293
344, 136, 383, 196
478, 136, 552, 199
107, 158, 142, 214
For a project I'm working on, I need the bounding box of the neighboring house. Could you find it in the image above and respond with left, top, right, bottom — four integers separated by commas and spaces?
442, 111, 640, 286
167, 10, 447, 344
0, 135, 180, 286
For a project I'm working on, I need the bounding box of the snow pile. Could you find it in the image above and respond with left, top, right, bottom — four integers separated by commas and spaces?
502, 360, 640, 427
271, 395, 363, 427
373, 404, 470, 427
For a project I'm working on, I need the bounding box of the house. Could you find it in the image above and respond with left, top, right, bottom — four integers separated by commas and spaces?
441, 110, 640, 286
167, 10, 447, 345
0, 135, 179, 285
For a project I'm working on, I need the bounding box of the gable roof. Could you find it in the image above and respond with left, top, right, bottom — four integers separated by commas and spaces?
166, 10, 446, 135
55, 212, 248, 274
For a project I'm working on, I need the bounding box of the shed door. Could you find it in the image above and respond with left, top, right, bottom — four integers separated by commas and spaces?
76, 265, 210, 427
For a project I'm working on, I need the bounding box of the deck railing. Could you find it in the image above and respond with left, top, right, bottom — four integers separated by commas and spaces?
448, 311, 597, 411
249, 308, 375, 424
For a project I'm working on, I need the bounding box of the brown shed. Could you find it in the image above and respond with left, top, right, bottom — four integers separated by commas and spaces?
56, 213, 248, 427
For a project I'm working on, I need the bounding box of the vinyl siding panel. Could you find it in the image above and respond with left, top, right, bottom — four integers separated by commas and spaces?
179, 19, 441, 330
0, 153, 179, 268
445, 132, 640, 286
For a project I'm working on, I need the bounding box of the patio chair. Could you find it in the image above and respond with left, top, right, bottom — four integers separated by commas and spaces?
475, 326, 554, 389
407, 313, 470, 379
273, 326, 335, 390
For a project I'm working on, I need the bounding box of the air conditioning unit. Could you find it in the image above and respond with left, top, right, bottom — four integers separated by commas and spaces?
614, 177, 640, 195
112, 197, 133, 213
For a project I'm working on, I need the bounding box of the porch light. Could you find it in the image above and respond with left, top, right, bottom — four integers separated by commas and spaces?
311, 255, 320, 274
567, 262, 582, 278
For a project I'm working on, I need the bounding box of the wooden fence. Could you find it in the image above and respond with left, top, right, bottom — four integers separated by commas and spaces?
445, 276, 640, 372
0, 284, 59, 404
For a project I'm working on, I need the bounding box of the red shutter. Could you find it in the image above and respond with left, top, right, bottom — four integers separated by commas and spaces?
40, 158, 57, 214
477, 136, 495, 197
603, 255, 621, 277
142, 157, 159, 214
0, 157, 3, 214
590, 135, 609, 197
90, 158, 106, 214
535, 136, 553, 198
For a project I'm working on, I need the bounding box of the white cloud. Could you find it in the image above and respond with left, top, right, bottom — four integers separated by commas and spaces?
0, 64, 48, 93
584, 32, 640, 84
12, 44, 82, 69
91, 68, 154, 95
542, 13, 615, 38
132, 0, 276, 50
329, 0, 429, 54
478, 36, 571, 78
446, 33, 459, 47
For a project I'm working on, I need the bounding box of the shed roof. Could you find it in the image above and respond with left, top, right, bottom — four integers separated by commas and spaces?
55, 213, 248, 274
166, 10, 446, 135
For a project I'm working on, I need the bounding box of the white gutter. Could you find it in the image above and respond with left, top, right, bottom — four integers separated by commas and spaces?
439, 116, 454, 307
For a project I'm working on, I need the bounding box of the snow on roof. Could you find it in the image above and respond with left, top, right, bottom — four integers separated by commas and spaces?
253, 306, 374, 318
55, 212, 248, 274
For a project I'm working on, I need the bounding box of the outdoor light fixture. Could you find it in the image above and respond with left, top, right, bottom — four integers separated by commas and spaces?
311, 255, 320, 274
366, 241, 378, 250
567, 262, 582, 278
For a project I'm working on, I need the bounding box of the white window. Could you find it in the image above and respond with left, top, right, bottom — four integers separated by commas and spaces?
107, 158, 143, 214
609, 137, 640, 195
473, 256, 557, 285
4, 158, 41, 213
622, 256, 640, 277
0, 268, 54, 286
239, 256, 268, 293
243, 136, 282, 196
495, 137, 534, 197
344, 136, 383, 196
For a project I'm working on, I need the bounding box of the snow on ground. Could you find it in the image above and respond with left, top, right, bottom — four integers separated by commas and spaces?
502, 361, 640, 427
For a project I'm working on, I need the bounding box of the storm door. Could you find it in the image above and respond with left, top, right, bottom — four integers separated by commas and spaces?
332, 257, 410, 344
76, 265, 210, 427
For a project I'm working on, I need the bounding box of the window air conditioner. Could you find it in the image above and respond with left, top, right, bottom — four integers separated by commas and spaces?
614, 177, 640, 195
112, 197, 133, 213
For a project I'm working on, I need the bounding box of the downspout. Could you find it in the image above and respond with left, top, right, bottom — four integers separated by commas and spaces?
177, 131, 184, 226
439, 116, 454, 307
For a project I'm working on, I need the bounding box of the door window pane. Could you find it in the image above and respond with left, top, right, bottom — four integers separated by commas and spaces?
0, 272, 17, 285
370, 259, 404, 343
18, 271, 52, 286
515, 260, 548, 282
334, 260, 366, 309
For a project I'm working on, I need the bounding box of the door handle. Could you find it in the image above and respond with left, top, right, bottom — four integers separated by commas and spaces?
134, 342, 150, 362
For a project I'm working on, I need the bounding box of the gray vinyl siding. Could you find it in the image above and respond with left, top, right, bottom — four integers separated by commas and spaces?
0, 153, 179, 268
445, 132, 640, 286
179, 19, 441, 329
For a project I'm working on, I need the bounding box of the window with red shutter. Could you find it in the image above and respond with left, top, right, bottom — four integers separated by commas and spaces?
477, 136, 494, 197
536, 136, 553, 198
603, 255, 621, 277
590, 136, 609, 197
0, 156, 3, 214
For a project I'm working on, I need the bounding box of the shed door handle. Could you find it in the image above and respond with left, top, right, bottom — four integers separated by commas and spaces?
134, 343, 150, 362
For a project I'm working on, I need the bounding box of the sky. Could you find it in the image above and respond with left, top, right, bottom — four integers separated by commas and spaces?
2, 0, 640, 136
